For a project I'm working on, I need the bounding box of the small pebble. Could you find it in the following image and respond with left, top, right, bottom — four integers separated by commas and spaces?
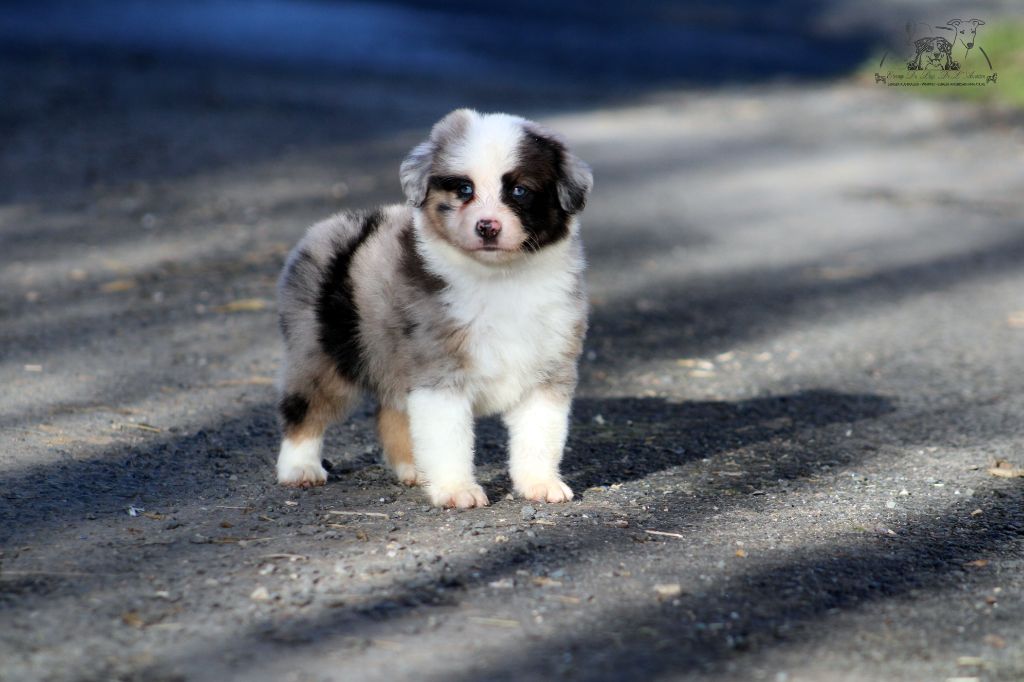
654, 583, 683, 599
250, 586, 271, 602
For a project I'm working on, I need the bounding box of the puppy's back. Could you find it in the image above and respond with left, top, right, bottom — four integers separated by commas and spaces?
278, 206, 419, 389
279, 209, 391, 362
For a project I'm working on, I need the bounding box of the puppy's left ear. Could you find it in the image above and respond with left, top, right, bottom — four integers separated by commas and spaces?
557, 146, 594, 215
401, 108, 476, 207
524, 123, 593, 215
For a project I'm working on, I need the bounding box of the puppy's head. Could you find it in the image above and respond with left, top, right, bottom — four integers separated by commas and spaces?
925, 39, 946, 65
400, 109, 592, 265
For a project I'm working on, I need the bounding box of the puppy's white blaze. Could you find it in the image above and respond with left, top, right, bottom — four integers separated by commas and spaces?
445, 115, 526, 243
449, 112, 525, 183
407, 388, 486, 506
276, 437, 326, 486
505, 389, 573, 501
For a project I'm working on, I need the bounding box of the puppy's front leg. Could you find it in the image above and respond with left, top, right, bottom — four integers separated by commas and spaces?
408, 388, 488, 509
504, 388, 574, 503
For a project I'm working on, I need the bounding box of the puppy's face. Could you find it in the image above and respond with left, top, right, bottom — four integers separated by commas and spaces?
401, 109, 592, 265
925, 41, 946, 66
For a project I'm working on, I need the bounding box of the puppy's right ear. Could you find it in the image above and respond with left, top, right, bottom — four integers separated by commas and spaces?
399, 140, 434, 208
400, 109, 475, 207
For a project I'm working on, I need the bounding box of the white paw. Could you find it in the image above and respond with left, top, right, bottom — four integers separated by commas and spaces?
277, 438, 326, 488
393, 462, 419, 486
278, 462, 327, 488
515, 476, 574, 503
427, 482, 489, 509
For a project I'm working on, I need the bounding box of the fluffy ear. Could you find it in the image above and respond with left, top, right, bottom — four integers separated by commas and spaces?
400, 108, 475, 207
971, 18, 985, 26
399, 140, 433, 207
524, 123, 593, 214
557, 148, 594, 215
947, 19, 962, 27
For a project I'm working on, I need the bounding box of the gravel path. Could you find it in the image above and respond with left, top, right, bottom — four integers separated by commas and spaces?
2, 13, 1024, 681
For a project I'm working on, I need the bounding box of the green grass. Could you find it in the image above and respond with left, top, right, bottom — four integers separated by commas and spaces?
859, 20, 1024, 108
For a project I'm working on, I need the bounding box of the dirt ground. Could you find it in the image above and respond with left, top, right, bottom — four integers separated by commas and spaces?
2, 10, 1024, 681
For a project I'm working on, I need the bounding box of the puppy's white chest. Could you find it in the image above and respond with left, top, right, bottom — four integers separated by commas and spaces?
447, 278, 575, 414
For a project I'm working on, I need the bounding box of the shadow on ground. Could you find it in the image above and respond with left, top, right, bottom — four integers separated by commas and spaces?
0, 390, 891, 545
24, 391, 1009, 681
440, 484, 1024, 681
587, 227, 1024, 362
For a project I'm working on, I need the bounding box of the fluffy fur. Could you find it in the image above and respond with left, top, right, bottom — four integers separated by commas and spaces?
275, 109, 593, 508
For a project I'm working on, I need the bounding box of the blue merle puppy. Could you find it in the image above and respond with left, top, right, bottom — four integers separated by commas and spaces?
275, 109, 593, 509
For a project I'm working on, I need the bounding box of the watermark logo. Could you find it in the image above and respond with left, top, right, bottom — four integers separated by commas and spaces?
875, 18, 997, 88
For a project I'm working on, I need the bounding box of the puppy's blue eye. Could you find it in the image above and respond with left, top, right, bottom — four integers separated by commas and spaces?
457, 183, 474, 199
511, 185, 529, 199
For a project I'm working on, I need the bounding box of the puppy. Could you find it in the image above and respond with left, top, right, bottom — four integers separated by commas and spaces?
907, 36, 956, 70
275, 109, 593, 508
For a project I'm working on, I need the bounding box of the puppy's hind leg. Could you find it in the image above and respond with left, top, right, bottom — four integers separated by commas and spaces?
377, 406, 418, 486
277, 374, 359, 488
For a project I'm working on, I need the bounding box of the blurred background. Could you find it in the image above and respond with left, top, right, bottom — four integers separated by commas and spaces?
3, 2, 1024, 681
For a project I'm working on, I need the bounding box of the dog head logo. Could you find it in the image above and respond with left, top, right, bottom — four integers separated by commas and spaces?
908, 35, 955, 70
876, 17, 997, 83
904, 19, 988, 71
948, 18, 985, 51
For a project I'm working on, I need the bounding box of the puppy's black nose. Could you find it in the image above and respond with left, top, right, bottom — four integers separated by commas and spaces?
475, 219, 502, 240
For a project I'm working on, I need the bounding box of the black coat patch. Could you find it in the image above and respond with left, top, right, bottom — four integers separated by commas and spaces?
316, 210, 383, 381
279, 393, 309, 427
399, 225, 446, 294
503, 133, 571, 251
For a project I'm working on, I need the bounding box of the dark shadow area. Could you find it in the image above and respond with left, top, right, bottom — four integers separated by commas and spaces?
0, 389, 901, 675
445, 482, 1024, 681
469, 391, 894, 494
0, 390, 888, 547
0, 405, 278, 546
47, 393, 1012, 681
587, 227, 1024, 363
566, 391, 893, 489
